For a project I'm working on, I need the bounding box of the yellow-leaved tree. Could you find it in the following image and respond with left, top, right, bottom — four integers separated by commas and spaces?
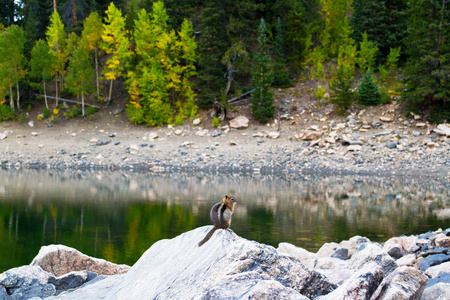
101, 2, 129, 103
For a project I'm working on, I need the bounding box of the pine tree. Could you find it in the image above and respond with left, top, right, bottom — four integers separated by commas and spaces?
46, 11, 67, 107
357, 69, 380, 106
30, 39, 56, 109
403, 0, 449, 121
251, 18, 275, 124
0, 25, 27, 112
357, 32, 378, 71
80, 11, 103, 101
272, 17, 292, 87
101, 2, 129, 103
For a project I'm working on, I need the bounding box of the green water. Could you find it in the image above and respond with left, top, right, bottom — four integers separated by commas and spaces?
0, 169, 449, 272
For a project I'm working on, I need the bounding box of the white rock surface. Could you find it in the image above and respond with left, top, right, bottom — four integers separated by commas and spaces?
229, 116, 249, 129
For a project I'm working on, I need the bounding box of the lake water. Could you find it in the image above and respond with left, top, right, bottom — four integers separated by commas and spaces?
0, 169, 449, 273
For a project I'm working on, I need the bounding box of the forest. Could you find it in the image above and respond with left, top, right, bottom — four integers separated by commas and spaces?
0, 0, 448, 125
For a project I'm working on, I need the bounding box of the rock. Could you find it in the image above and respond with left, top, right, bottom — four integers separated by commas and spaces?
386, 142, 397, 149
412, 130, 421, 137
31, 132, 39, 137
277, 243, 317, 269
340, 236, 370, 258
422, 282, 450, 300
49, 270, 97, 291
315, 257, 345, 270
318, 262, 383, 300
317, 242, 340, 258
113, 109, 124, 115
57, 227, 337, 299
434, 234, 450, 248
267, 131, 280, 139
346, 243, 398, 276
0, 265, 56, 299
434, 123, 450, 136
348, 145, 362, 151
30, 244, 130, 277
192, 118, 201, 126
425, 261, 450, 279
28, 121, 35, 127
416, 122, 427, 128
301, 130, 321, 141
380, 116, 392, 122
0, 133, 6, 140
331, 248, 349, 260
148, 132, 158, 140
230, 116, 249, 129
228, 141, 237, 146
396, 254, 417, 267
174, 129, 183, 135
386, 245, 404, 259
383, 236, 419, 253
419, 253, 450, 271
89, 138, 98, 144
369, 266, 428, 300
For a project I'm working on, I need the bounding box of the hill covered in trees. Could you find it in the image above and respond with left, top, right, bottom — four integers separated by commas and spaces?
0, 0, 448, 125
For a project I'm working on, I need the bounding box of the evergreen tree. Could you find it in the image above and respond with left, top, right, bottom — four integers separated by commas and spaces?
0, 25, 27, 112
251, 18, 275, 124
80, 11, 103, 101
357, 32, 378, 71
272, 17, 292, 87
351, 0, 407, 60
403, 0, 449, 118
101, 2, 129, 103
357, 69, 380, 106
30, 39, 55, 109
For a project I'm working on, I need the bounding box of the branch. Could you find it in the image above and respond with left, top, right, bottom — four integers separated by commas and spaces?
37, 95, 100, 108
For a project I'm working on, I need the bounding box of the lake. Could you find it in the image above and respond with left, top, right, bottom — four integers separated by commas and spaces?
0, 169, 449, 273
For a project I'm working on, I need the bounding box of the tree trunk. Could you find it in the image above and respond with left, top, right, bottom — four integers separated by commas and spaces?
95, 47, 100, 101
108, 79, 113, 103
81, 90, 85, 116
43, 81, 49, 109
55, 77, 59, 107
9, 86, 14, 113
53, 0, 57, 12
15, 79, 20, 112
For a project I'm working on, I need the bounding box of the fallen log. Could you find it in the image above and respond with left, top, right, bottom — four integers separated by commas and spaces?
228, 89, 255, 104
37, 95, 100, 109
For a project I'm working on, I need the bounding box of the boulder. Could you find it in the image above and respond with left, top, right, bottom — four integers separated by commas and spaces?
369, 266, 428, 300
422, 282, 450, 300
433, 123, 450, 136
318, 262, 383, 300
278, 242, 317, 269
316, 242, 340, 258
346, 243, 398, 276
396, 254, 417, 267
301, 130, 321, 141
425, 261, 450, 278
229, 116, 249, 129
339, 235, 370, 258
434, 233, 450, 248
419, 253, 450, 271
53, 227, 337, 299
30, 244, 130, 277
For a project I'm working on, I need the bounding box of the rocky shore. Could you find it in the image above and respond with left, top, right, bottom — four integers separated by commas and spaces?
1, 227, 449, 299
1, 107, 450, 176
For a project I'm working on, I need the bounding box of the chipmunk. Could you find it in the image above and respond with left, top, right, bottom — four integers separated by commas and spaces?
198, 195, 237, 247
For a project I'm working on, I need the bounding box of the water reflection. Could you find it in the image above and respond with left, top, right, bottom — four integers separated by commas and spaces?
0, 169, 449, 272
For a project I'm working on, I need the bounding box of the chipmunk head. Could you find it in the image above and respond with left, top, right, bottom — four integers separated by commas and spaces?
223, 195, 237, 211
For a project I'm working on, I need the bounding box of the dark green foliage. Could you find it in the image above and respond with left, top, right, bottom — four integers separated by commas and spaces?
427, 105, 450, 124
329, 68, 355, 114
357, 69, 380, 106
402, 0, 450, 115
251, 19, 275, 124
272, 17, 292, 87
42, 107, 50, 118
351, 0, 407, 61
0, 104, 14, 121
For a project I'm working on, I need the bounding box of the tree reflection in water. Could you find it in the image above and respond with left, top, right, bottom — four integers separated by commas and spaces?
0, 169, 448, 272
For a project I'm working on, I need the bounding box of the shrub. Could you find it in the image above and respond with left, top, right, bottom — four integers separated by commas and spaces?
43, 107, 50, 118
212, 116, 220, 128
357, 69, 381, 106
175, 115, 184, 126
0, 105, 14, 121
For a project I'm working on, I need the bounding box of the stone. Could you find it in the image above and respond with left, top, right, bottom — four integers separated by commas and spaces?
301, 130, 321, 141
228, 141, 237, 146
192, 118, 201, 126
383, 236, 418, 253
317, 262, 383, 300
412, 130, 421, 137
346, 243, 398, 276
416, 122, 427, 128
54, 227, 336, 300
0, 265, 56, 299
174, 129, 183, 135
396, 254, 417, 267
340, 236, 370, 258
277, 243, 317, 269
316, 242, 340, 258
30, 244, 130, 277
419, 254, 450, 271
267, 131, 280, 139
434, 123, 450, 136
331, 248, 349, 260
348, 145, 362, 151
89, 138, 98, 144
230, 116, 249, 129
369, 266, 428, 300
386, 142, 397, 149
425, 261, 450, 278
422, 282, 450, 300
148, 132, 158, 140
28, 121, 35, 127
113, 109, 124, 115
386, 245, 404, 259
434, 234, 450, 248
315, 257, 345, 270
31, 132, 39, 136
49, 270, 97, 291
0, 133, 6, 140
380, 116, 392, 122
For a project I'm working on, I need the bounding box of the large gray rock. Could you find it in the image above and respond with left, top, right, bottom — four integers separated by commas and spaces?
318, 262, 383, 300
52, 226, 337, 299
369, 266, 428, 300
0, 265, 56, 299
49, 270, 97, 291
425, 261, 450, 278
30, 245, 130, 277
278, 242, 317, 269
229, 116, 249, 129
419, 253, 450, 271
422, 282, 450, 300
346, 243, 398, 276
339, 235, 370, 258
